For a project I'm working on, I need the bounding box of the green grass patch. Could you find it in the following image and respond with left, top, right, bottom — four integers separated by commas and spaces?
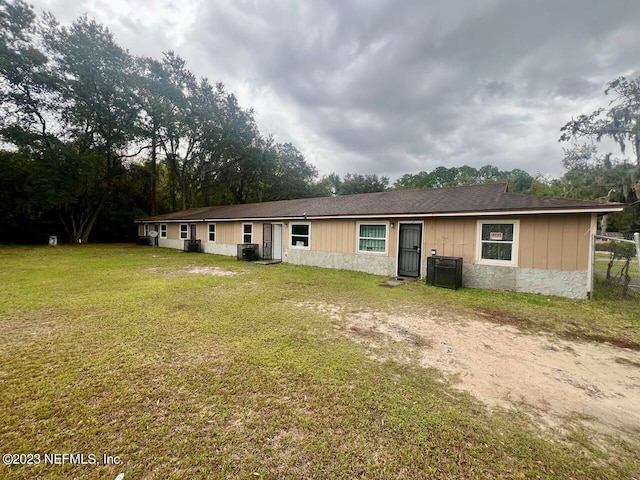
1, 244, 639, 479
595, 259, 640, 278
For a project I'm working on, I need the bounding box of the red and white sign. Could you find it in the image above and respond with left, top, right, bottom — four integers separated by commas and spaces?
489, 232, 503, 241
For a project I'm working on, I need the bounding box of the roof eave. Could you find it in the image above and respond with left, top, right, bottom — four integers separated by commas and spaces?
136, 206, 624, 223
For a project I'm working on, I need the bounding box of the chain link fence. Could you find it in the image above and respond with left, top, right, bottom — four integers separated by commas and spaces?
592, 232, 640, 298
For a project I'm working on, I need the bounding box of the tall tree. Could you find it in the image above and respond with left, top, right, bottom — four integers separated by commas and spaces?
137, 56, 171, 216
203, 88, 264, 204
455, 165, 480, 185
477, 164, 501, 183
325, 173, 389, 195
1, 6, 145, 243
256, 142, 319, 201
392, 165, 533, 192
0, 0, 59, 150
41, 15, 144, 242
560, 76, 640, 232
143, 52, 203, 210
317, 172, 343, 196
0, 0, 66, 240
560, 76, 640, 166
500, 169, 533, 192
0, 150, 36, 242
0, 4, 324, 243
559, 144, 638, 232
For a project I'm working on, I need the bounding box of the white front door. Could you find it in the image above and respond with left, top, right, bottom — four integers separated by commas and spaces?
272, 224, 283, 260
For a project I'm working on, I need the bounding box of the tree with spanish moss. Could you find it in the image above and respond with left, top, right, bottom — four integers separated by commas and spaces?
560, 76, 640, 232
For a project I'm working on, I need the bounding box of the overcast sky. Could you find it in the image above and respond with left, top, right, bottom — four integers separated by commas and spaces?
29, 0, 640, 181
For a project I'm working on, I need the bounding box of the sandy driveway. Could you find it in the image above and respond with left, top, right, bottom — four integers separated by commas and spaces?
298, 302, 640, 438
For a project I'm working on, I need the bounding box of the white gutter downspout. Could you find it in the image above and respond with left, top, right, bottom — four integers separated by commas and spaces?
587, 214, 597, 300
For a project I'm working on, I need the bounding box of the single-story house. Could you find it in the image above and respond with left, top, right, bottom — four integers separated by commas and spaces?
135, 183, 623, 299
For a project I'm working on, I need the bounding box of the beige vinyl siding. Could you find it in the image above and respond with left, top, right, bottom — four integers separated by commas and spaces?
574, 216, 591, 270
166, 223, 179, 240
546, 220, 563, 270
146, 221, 261, 245
387, 221, 399, 256
424, 214, 591, 271
253, 222, 264, 247
309, 219, 357, 254
307, 219, 395, 256
144, 212, 591, 273
194, 224, 204, 242
519, 214, 590, 270
215, 222, 242, 245
424, 218, 477, 262
531, 216, 550, 269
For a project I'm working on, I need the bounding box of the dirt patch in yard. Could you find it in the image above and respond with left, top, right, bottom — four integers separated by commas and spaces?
296, 301, 640, 438
0, 309, 64, 349
184, 266, 237, 276
147, 266, 237, 276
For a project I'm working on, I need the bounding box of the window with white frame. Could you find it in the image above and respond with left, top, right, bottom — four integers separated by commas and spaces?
180, 224, 188, 240
242, 223, 253, 243
160, 224, 167, 239
208, 223, 216, 242
358, 223, 387, 254
143, 224, 149, 236
477, 220, 519, 265
290, 223, 310, 249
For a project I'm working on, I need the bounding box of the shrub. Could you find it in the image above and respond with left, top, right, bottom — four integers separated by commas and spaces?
609, 242, 637, 259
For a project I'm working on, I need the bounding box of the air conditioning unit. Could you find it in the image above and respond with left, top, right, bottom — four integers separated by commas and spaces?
183, 239, 202, 253
426, 256, 463, 290
137, 235, 151, 246
237, 243, 259, 261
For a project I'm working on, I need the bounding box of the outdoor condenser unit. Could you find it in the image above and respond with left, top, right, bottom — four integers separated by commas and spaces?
183, 239, 202, 253
237, 243, 259, 261
426, 256, 463, 290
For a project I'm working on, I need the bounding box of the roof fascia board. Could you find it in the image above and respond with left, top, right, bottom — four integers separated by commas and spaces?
136, 219, 204, 223
298, 208, 623, 220
136, 207, 623, 223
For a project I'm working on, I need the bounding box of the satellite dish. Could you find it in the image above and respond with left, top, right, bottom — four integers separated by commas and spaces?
149, 231, 159, 238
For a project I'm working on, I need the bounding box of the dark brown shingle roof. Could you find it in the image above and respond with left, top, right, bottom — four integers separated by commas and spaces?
137, 183, 623, 222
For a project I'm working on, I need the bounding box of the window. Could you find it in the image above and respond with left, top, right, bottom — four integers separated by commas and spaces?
208, 224, 216, 242
290, 223, 310, 249
242, 223, 253, 243
358, 223, 387, 254
477, 220, 519, 266
180, 224, 188, 240
143, 224, 149, 236
160, 224, 167, 239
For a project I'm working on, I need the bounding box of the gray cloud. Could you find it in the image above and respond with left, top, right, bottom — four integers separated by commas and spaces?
29, 0, 640, 179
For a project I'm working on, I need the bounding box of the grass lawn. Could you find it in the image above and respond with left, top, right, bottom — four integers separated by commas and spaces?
1, 244, 639, 479
595, 254, 640, 279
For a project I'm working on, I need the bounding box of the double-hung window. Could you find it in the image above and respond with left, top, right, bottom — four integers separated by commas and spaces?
290, 223, 310, 249
208, 224, 216, 242
242, 223, 253, 243
160, 224, 167, 239
477, 220, 519, 266
179, 224, 188, 240
143, 224, 149, 236
358, 223, 387, 254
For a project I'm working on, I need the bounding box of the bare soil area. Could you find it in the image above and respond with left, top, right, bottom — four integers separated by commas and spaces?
297, 301, 640, 438
147, 266, 237, 276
